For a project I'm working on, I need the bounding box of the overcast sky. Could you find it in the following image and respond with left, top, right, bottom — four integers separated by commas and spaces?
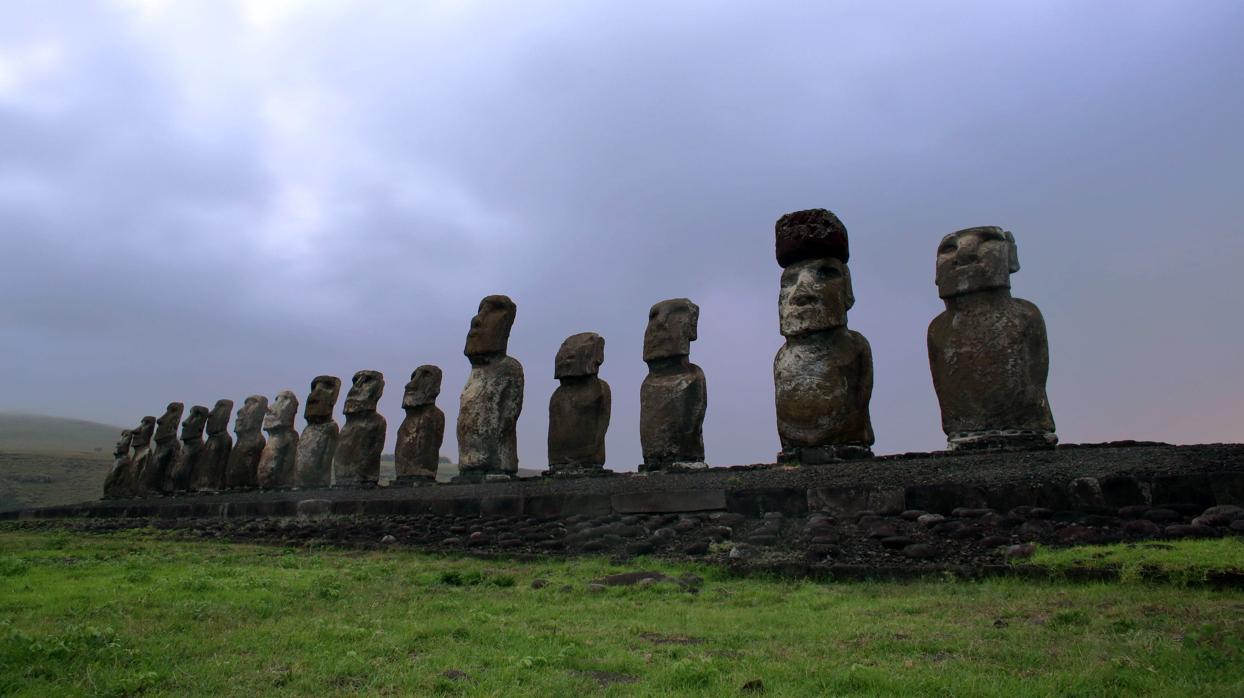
2, 0, 1241, 469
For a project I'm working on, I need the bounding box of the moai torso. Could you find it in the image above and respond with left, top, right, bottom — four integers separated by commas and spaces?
333, 371, 386, 487
927, 227, 1055, 450
257, 391, 300, 489
103, 429, 134, 499
772, 210, 874, 463
168, 405, 208, 492
456, 295, 524, 480
147, 402, 184, 494
548, 333, 611, 475
639, 299, 707, 471
295, 376, 340, 489
395, 366, 445, 485
192, 399, 233, 491
129, 417, 156, 496
225, 395, 267, 489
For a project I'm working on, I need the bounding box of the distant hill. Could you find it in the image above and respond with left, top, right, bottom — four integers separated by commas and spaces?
0, 413, 122, 456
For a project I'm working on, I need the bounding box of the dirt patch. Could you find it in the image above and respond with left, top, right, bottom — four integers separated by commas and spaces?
573, 670, 638, 686
640, 632, 704, 645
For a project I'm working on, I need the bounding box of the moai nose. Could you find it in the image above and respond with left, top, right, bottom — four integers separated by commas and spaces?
956, 238, 980, 265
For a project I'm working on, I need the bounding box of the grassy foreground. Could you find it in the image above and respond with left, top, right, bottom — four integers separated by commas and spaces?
2, 530, 1243, 697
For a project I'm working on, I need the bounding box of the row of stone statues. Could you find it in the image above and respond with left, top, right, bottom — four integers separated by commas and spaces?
104, 208, 1055, 497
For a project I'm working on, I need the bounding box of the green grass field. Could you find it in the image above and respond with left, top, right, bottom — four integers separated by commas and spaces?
2, 529, 1243, 696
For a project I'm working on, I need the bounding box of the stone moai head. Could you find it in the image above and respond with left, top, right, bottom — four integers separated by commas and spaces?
235, 395, 268, 433
555, 332, 605, 378
303, 376, 341, 423
403, 365, 442, 408
181, 406, 209, 440
154, 402, 184, 441
776, 208, 853, 337
464, 295, 517, 358
344, 370, 384, 414
935, 226, 1020, 299
133, 416, 156, 446
206, 399, 233, 435
114, 429, 133, 458
643, 299, 699, 362
263, 390, 299, 431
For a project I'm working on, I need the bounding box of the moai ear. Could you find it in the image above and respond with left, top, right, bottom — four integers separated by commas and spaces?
844, 264, 856, 311
1004, 230, 1020, 274
687, 302, 700, 342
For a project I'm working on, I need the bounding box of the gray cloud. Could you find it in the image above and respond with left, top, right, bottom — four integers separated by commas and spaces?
1, 0, 1242, 468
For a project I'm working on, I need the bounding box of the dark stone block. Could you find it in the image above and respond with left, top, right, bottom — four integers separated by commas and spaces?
480, 496, 524, 517
807, 486, 904, 516
429, 498, 481, 517
905, 484, 988, 515
525, 493, 611, 519
727, 488, 809, 517
1210, 472, 1244, 506
1151, 474, 1214, 509
611, 489, 726, 514
1098, 475, 1148, 507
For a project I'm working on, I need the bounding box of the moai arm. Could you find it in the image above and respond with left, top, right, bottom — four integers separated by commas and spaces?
597, 380, 613, 454
1019, 299, 1051, 397
856, 332, 875, 444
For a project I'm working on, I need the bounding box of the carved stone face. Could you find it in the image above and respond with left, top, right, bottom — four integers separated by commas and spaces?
114, 429, 133, 458
344, 370, 384, 414
464, 295, 517, 357
181, 406, 209, 440
555, 332, 604, 378
779, 257, 853, 337
132, 416, 156, 447
154, 402, 184, 441
403, 365, 442, 408
304, 375, 341, 422
206, 399, 233, 435
234, 395, 268, 433
263, 390, 299, 430
643, 299, 698, 362
936, 226, 1019, 299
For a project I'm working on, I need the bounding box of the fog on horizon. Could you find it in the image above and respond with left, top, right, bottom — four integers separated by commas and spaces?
2, 1, 1242, 468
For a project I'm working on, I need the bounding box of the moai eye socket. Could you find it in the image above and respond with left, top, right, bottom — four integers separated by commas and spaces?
938, 240, 957, 255
818, 264, 842, 280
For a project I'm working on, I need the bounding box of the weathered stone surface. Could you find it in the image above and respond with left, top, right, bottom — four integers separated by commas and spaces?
295, 376, 339, 489
775, 208, 849, 267
928, 227, 1056, 451
395, 366, 444, 485
145, 402, 183, 494
774, 211, 873, 463
128, 416, 156, 495
225, 395, 267, 489
192, 399, 233, 492
102, 429, 134, 498
807, 486, 904, 516
257, 390, 299, 489
168, 405, 208, 492
640, 299, 707, 471
548, 332, 611, 476
457, 296, 523, 481
333, 370, 386, 487
611, 489, 726, 514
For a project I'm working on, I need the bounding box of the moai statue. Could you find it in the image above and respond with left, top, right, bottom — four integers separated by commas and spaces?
145, 402, 184, 494
102, 429, 134, 499
456, 295, 524, 482
927, 226, 1056, 450
394, 366, 445, 486
639, 299, 707, 471
547, 332, 611, 477
295, 376, 340, 489
129, 416, 156, 496
225, 395, 267, 489
332, 371, 386, 487
773, 209, 874, 464
191, 399, 233, 491
167, 405, 208, 492
257, 390, 300, 489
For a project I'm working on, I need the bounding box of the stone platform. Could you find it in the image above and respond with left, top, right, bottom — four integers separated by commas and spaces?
8, 442, 1243, 522
6, 442, 1243, 578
